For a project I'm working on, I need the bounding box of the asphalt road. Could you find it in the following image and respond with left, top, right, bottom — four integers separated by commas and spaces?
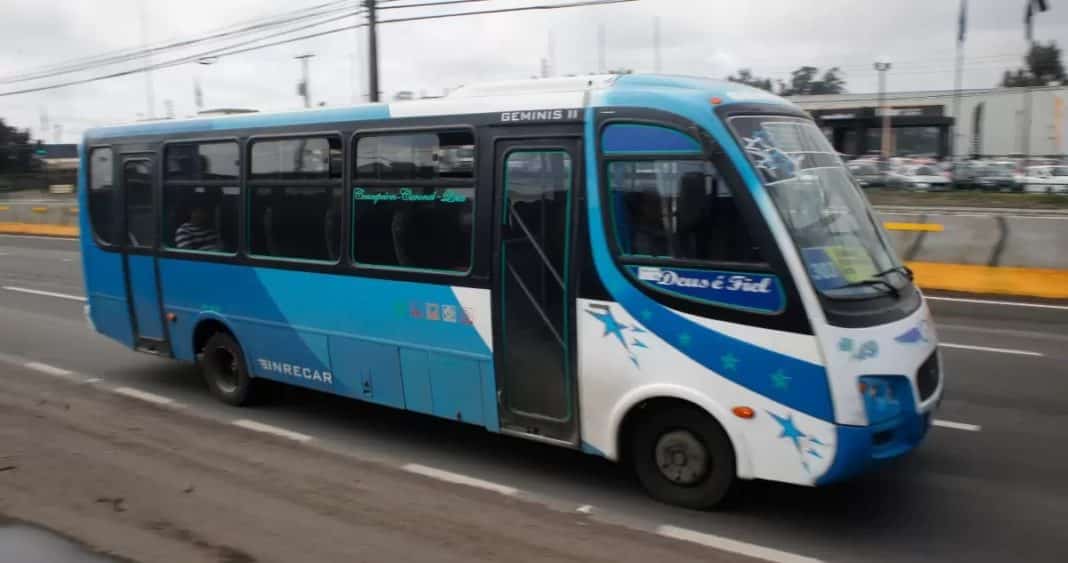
1, 233, 1067, 563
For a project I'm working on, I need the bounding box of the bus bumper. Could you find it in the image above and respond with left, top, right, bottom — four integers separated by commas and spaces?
815, 365, 942, 485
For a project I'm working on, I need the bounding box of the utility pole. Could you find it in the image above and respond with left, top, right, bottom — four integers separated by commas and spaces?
295, 53, 314, 108
366, 0, 380, 102
139, 1, 156, 119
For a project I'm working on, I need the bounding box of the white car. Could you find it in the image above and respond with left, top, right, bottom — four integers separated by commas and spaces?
887, 165, 952, 191
1017, 165, 1068, 194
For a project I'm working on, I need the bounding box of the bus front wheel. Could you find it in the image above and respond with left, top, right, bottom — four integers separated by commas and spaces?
631, 406, 736, 509
201, 331, 257, 406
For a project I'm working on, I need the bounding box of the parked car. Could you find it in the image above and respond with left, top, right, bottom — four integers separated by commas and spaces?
974, 161, 1019, 191
846, 161, 885, 187
887, 164, 952, 191
1017, 165, 1068, 194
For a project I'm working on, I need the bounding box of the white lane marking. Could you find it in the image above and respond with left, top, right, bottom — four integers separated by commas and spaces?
402, 463, 519, 496
113, 386, 176, 406
926, 295, 1068, 311
84, 377, 102, 384
656, 525, 822, 563
933, 419, 982, 432
940, 342, 1044, 357
24, 361, 74, 378
2, 286, 86, 302
576, 504, 594, 514
232, 419, 313, 443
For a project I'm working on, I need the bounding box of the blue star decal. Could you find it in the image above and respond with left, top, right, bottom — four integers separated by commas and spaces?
639, 309, 653, 321
587, 308, 629, 350
768, 411, 806, 451
806, 448, 823, 459
632, 338, 648, 349
720, 353, 739, 372
809, 437, 826, 446
677, 332, 692, 347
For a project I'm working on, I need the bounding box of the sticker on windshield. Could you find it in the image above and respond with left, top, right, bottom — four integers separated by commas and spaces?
802, 246, 878, 290
629, 266, 785, 313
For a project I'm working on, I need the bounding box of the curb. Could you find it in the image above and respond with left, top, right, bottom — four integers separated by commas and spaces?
907, 261, 1068, 300
0, 222, 79, 237
1, 222, 1065, 300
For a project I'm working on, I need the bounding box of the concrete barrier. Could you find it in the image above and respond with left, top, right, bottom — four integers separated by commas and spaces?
1, 201, 1066, 298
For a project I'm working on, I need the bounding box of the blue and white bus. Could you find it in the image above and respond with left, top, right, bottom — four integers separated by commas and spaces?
79, 74, 942, 508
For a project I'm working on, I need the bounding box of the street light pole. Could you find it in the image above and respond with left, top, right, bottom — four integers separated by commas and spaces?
296, 53, 315, 108
874, 59, 893, 166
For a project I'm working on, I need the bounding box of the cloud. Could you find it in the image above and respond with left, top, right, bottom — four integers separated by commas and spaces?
1, 0, 1066, 141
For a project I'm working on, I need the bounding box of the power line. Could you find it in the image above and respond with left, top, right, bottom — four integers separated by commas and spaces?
378, 0, 497, 9
0, 16, 368, 98
0, 0, 358, 85
0, 0, 636, 100
378, 0, 636, 25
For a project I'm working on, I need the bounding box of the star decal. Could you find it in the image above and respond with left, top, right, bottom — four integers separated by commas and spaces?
587, 308, 629, 350
639, 309, 653, 322
806, 448, 822, 459
677, 332, 692, 347
632, 339, 648, 349
770, 369, 791, 391
768, 411, 806, 451
720, 353, 739, 372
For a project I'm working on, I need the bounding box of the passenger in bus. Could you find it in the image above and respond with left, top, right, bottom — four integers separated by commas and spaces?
175, 205, 221, 251
629, 191, 670, 257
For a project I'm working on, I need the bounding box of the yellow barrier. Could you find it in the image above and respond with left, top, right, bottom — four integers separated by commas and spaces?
30, 206, 49, 213
0, 222, 79, 237
884, 222, 944, 232
0, 221, 1063, 299
907, 261, 1068, 300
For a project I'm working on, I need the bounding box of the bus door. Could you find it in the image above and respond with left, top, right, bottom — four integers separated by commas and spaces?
493, 137, 582, 444
120, 154, 168, 352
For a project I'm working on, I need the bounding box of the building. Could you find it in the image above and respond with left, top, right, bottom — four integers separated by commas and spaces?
790, 85, 1068, 160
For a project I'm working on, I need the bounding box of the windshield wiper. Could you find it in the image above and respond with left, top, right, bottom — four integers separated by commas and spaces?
872, 264, 914, 281
829, 278, 900, 299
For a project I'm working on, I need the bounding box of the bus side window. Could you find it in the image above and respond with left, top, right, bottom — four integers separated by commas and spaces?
88, 147, 117, 245
248, 136, 343, 262
607, 160, 760, 263
162, 141, 240, 254
352, 130, 476, 273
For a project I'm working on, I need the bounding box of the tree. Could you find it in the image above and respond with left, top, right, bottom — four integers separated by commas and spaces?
1001, 41, 1067, 87
727, 68, 775, 92
779, 66, 847, 96
0, 118, 35, 174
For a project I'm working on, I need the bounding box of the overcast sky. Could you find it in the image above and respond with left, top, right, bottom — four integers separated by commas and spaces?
1, 0, 1066, 141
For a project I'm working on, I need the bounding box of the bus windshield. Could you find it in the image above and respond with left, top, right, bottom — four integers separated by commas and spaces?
728, 116, 900, 298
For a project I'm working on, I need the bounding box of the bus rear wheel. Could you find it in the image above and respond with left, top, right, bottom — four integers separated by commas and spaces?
631, 406, 736, 510
201, 331, 256, 406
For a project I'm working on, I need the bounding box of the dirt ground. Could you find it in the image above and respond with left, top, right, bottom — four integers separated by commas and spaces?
0, 366, 749, 563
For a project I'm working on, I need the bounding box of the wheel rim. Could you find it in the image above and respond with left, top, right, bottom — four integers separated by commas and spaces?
654, 430, 709, 485
208, 345, 239, 394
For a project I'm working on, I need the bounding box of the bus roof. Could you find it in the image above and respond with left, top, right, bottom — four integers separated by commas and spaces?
83, 74, 798, 142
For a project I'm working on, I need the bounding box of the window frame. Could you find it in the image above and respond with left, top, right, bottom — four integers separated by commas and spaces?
349, 126, 478, 276
160, 137, 243, 257
86, 145, 118, 248
245, 131, 345, 265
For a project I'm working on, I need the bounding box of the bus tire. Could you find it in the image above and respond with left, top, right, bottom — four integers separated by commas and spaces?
201, 331, 256, 406
631, 406, 735, 510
